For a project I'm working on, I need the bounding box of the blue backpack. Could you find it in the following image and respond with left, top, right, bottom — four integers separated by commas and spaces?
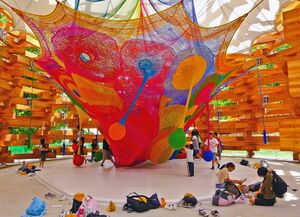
24, 197, 47, 216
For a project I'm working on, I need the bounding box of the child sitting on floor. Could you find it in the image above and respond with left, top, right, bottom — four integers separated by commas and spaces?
215, 162, 243, 189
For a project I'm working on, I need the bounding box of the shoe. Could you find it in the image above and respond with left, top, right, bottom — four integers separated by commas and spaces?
211, 210, 220, 217
60, 208, 67, 217
59, 195, 67, 201
217, 163, 220, 169
165, 204, 176, 211
44, 192, 56, 199
199, 208, 209, 217
101, 164, 104, 167
211, 167, 215, 170
172, 204, 177, 210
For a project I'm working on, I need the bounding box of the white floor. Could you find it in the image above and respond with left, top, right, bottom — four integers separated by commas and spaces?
1, 157, 300, 217
36, 158, 259, 205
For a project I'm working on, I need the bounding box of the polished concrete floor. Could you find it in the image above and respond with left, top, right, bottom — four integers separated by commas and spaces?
1, 157, 300, 217
35, 158, 260, 205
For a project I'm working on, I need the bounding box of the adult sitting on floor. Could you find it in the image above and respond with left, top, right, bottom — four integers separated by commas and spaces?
249, 167, 276, 206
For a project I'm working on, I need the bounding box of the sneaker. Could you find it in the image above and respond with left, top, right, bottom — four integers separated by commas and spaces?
44, 192, 56, 199
199, 209, 209, 217
59, 195, 67, 201
172, 204, 177, 210
211, 210, 220, 217
165, 204, 176, 211
60, 208, 67, 217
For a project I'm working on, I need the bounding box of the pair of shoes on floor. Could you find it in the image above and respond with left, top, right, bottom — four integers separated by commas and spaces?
211, 210, 220, 217
165, 204, 177, 210
44, 192, 56, 199
198, 208, 209, 217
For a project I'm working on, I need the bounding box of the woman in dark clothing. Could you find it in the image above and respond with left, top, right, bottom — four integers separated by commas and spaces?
250, 167, 276, 206
79, 137, 85, 156
39, 138, 48, 168
101, 138, 115, 167
89, 139, 99, 162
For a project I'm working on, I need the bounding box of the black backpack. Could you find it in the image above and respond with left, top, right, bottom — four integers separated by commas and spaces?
272, 171, 288, 198
125, 193, 150, 213
183, 195, 198, 206
224, 182, 241, 197
240, 159, 250, 167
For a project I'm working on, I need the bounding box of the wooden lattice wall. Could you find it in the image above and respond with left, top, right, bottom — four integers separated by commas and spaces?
195, 3, 300, 160
0, 8, 99, 163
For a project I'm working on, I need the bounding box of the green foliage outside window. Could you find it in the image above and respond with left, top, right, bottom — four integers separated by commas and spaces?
14, 109, 32, 116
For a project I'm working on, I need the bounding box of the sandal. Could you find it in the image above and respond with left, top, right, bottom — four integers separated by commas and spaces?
211, 210, 220, 217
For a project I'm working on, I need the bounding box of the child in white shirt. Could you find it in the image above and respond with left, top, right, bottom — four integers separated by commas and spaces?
204, 131, 220, 169
185, 144, 194, 177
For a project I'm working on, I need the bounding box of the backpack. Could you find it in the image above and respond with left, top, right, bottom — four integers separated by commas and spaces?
272, 171, 288, 198
70, 193, 85, 213
240, 159, 250, 167
125, 192, 150, 213
77, 195, 98, 216
225, 182, 241, 197
25, 197, 47, 216
212, 190, 235, 206
148, 193, 161, 209
87, 213, 108, 217
182, 195, 198, 206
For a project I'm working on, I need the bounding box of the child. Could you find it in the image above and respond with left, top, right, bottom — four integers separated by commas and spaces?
215, 162, 243, 188
101, 138, 115, 167
185, 144, 194, 177
89, 139, 99, 163
191, 130, 200, 159
204, 131, 220, 169
214, 132, 222, 160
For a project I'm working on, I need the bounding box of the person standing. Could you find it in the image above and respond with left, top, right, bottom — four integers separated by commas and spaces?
185, 144, 194, 177
89, 139, 99, 162
101, 138, 115, 167
214, 132, 222, 160
204, 131, 220, 169
191, 130, 200, 159
39, 138, 48, 168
